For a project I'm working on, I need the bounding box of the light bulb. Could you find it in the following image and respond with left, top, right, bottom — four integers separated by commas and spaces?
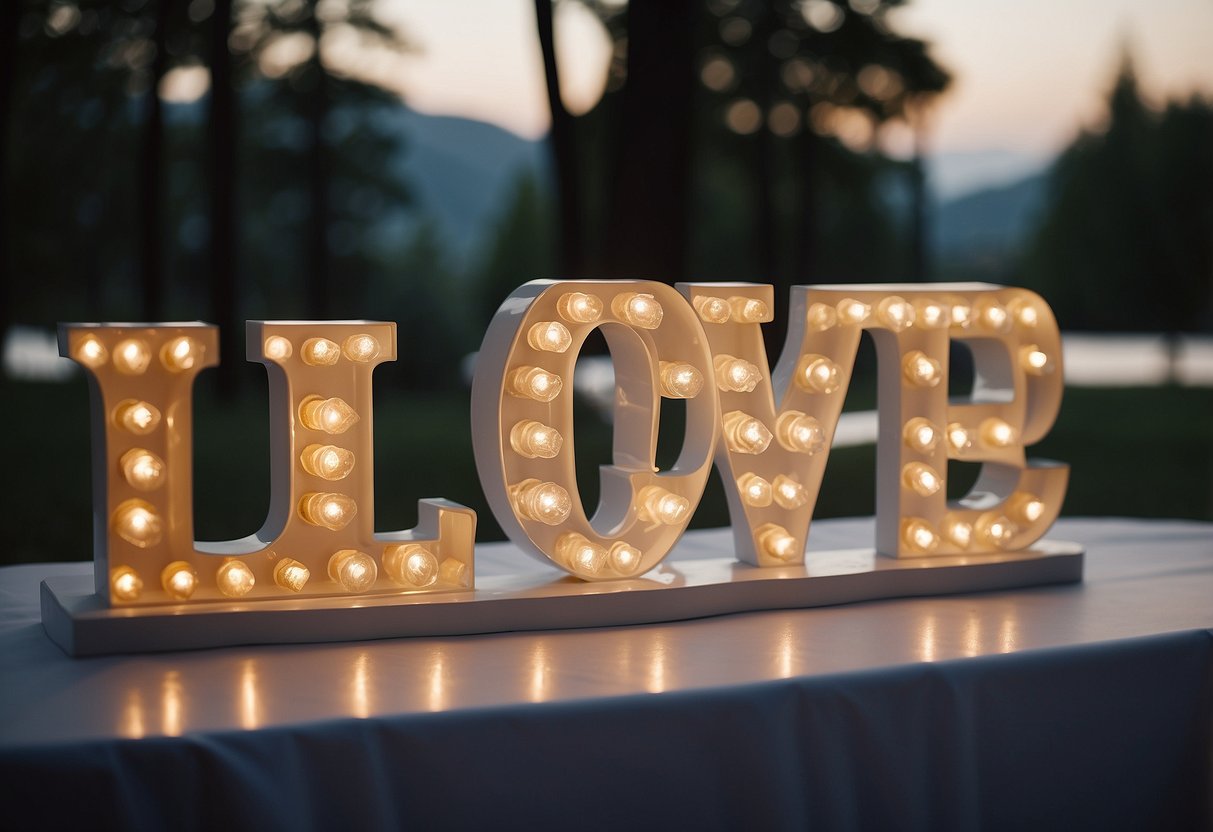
274, 558, 310, 592
903, 417, 939, 453
728, 296, 770, 323
557, 292, 603, 323
120, 447, 166, 492
1008, 492, 1046, 524
714, 355, 762, 392
217, 560, 256, 598
947, 422, 972, 453
264, 335, 292, 361
980, 417, 1016, 448
915, 300, 949, 329
302, 337, 341, 366
659, 361, 704, 398
901, 518, 939, 553
1008, 298, 1038, 328
299, 396, 360, 434
510, 420, 564, 459
329, 549, 377, 593
527, 321, 573, 353
438, 557, 469, 586
557, 533, 608, 575
950, 302, 972, 328
757, 523, 798, 561
795, 355, 841, 394
977, 512, 1017, 547
342, 334, 380, 362
836, 298, 870, 325
737, 473, 773, 507
299, 492, 358, 531
902, 461, 943, 497
507, 366, 563, 402
384, 543, 438, 588
160, 336, 201, 372
110, 565, 143, 602
113, 339, 151, 374
638, 485, 690, 525
1019, 345, 1051, 376
977, 300, 1011, 332
300, 444, 356, 480
945, 516, 973, 548
114, 399, 162, 435
772, 474, 809, 509
776, 410, 824, 454
877, 296, 915, 332
613, 292, 664, 329
608, 541, 642, 575
722, 410, 773, 454
902, 350, 942, 387
113, 499, 163, 548
161, 561, 198, 600
75, 335, 108, 368
806, 302, 837, 331
693, 295, 732, 324
511, 479, 572, 525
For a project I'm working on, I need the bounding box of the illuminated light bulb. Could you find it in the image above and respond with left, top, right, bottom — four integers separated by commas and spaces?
342, 334, 380, 362
915, 300, 950, 329
328, 549, 378, 593
438, 557, 468, 586
903, 350, 943, 387
737, 473, 773, 507
903, 417, 940, 453
300, 444, 356, 480
384, 544, 438, 588
876, 296, 915, 332
160, 336, 201, 372
110, 565, 143, 602
950, 302, 973, 328
608, 541, 642, 575
902, 461, 943, 497
120, 447, 166, 492
299, 492, 358, 531
728, 295, 771, 323
510, 479, 572, 525
980, 417, 1016, 448
299, 395, 360, 434
1019, 345, 1051, 376
977, 512, 1017, 547
74, 335, 108, 368
692, 295, 732, 324
1008, 492, 1046, 524
836, 298, 870, 325
977, 300, 1011, 332
806, 302, 837, 331
509, 420, 564, 459
557, 292, 603, 323
713, 354, 762, 392
217, 560, 256, 598
945, 517, 973, 549
114, 399, 162, 435
795, 355, 841, 394
638, 485, 691, 526
274, 558, 310, 592
557, 533, 608, 575
527, 321, 573, 353
775, 410, 824, 455
113, 339, 151, 375
901, 518, 939, 553
264, 335, 292, 361
722, 410, 773, 454
1008, 298, 1039, 328
506, 366, 563, 402
613, 292, 664, 329
772, 474, 809, 509
947, 422, 972, 453
658, 361, 704, 399
301, 337, 341, 366
112, 499, 163, 548
161, 561, 198, 600
756, 523, 799, 561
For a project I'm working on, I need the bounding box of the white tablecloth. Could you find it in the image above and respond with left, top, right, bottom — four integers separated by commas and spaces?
1, 518, 1211, 830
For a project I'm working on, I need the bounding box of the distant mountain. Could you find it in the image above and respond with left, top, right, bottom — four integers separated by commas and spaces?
933, 170, 1050, 258
927, 149, 1049, 201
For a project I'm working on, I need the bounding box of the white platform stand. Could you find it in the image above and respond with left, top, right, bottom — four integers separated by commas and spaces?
41, 529, 1084, 657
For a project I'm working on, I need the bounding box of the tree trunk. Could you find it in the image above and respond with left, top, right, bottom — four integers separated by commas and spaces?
209, 0, 239, 396
305, 7, 330, 318
139, 0, 170, 322
794, 126, 819, 284
0, 0, 20, 347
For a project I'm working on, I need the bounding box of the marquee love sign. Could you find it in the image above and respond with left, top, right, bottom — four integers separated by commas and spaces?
41, 280, 1076, 655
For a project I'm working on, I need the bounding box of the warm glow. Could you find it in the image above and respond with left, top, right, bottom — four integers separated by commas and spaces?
557, 292, 603, 323
945, 516, 974, 548
659, 361, 704, 399
772, 474, 809, 509
1020, 345, 1051, 375
608, 541, 642, 575
947, 422, 972, 453
299, 395, 360, 434
836, 298, 870, 325
978, 513, 1017, 547
299, 491, 358, 531
264, 335, 292, 361
507, 366, 563, 402
511, 478, 572, 525
113, 339, 151, 374
714, 355, 762, 393
110, 565, 143, 602
1008, 298, 1039, 328
509, 420, 564, 459
217, 560, 256, 597
302, 337, 341, 366
160, 336, 201, 372
722, 410, 773, 454
756, 523, 798, 561
527, 321, 573, 353
342, 334, 381, 362
737, 473, 773, 507
161, 560, 198, 600
75, 335, 108, 368
776, 410, 825, 454
902, 461, 943, 497
950, 302, 973, 328
273, 558, 310, 592
915, 300, 950, 329
300, 444, 356, 480
806, 302, 837, 331
114, 399, 162, 435
438, 557, 468, 586
903, 417, 939, 453
112, 499, 163, 548
728, 296, 770, 323
901, 518, 939, 553
120, 447, 165, 492
693, 295, 732, 324
1009, 492, 1046, 524
977, 300, 1011, 332
902, 350, 943, 387
329, 549, 378, 593
384, 543, 440, 587
557, 532, 607, 575
876, 296, 915, 332
980, 417, 1016, 448
795, 355, 842, 394
638, 485, 691, 526
613, 292, 664, 329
